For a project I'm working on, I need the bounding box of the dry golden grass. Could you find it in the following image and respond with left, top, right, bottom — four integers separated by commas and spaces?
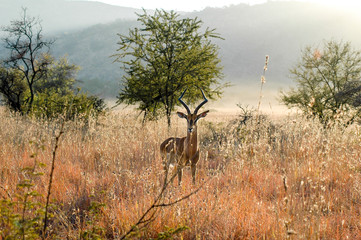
0, 107, 361, 239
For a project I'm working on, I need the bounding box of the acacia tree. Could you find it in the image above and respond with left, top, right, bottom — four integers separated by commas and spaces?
281, 40, 361, 125
113, 9, 225, 126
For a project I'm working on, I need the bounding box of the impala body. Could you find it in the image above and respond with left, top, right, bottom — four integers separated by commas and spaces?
160, 88, 209, 185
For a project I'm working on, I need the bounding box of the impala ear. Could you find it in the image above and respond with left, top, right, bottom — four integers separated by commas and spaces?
196, 110, 209, 121
177, 112, 187, 119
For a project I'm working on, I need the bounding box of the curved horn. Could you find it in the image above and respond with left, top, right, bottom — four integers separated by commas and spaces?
178, 88, 191, 114
194, 88, 208, 114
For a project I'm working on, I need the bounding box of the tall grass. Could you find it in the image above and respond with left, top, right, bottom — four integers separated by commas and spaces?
0, 107, 360, 239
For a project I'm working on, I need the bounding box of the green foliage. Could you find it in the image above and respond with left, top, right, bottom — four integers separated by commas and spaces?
0, 66, 27, 112
0, 142, 46, 239
281, 40, 361, 125
32, 87, 106, 121
35, 57, 78, 95
0, 56, 106, 120
0, 139, 108, 239
79, 201, 107, 240
114, 9, 225, 125
30, 57, 106, 120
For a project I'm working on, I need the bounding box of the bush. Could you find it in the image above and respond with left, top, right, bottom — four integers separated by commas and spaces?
281, 40, 361, 125
32, 89, 106, 120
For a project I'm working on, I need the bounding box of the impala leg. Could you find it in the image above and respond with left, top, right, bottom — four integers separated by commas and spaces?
161, 153, 166, 183
191, 150, 200, 184
177, 166, 183, 185
163, 152, 174, 185
177, 154, 188, 185
191, 164, 197, 184
170, 163, 181, 185
163, 163, 169, 185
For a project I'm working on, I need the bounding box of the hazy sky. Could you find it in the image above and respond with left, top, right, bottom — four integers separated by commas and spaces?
88, 0, 361, 12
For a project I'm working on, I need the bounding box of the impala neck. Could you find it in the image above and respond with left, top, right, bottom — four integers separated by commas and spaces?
186, 125, 198, 152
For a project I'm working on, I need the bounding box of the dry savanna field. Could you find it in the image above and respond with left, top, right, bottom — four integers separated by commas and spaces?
0, 107, 361, 239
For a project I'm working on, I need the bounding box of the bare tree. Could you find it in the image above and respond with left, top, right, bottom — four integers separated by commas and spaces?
1, 8, 54, 113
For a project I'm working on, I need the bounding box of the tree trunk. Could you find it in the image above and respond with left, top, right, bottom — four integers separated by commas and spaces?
165, 104, 172, 129
167, 112, 171, 129
27, 83, 34, 114
142, 110, 148, 125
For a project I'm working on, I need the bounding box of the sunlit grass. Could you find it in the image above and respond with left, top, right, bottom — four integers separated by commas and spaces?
0, 107, 360, 239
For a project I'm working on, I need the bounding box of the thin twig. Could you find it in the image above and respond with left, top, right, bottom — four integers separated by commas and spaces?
43, 101, 74, 238
257, 55, 269, 118
120, 166, 209, 240
154, 180, 207, 208
42, 119, 65, 237
0, 186, 12, 200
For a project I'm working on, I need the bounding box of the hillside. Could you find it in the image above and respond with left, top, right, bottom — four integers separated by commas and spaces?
52, 2, 361, 99
190, 2, 361, 83
2, 1, 361, 109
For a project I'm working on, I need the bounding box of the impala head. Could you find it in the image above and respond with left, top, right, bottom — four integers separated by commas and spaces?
177, 88, 209, 133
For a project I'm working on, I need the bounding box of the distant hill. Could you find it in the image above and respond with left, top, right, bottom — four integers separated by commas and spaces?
1, 1, 361, 109
189, 2, 361, 84
51, 19, 139, 96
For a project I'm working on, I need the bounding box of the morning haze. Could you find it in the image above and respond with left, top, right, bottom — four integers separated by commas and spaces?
1, 0, 360, 112
1, 2, 361, 238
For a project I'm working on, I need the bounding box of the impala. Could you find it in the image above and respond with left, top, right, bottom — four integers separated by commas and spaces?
160, 88, 209, 185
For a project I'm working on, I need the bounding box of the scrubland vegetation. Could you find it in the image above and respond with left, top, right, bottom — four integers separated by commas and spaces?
2, 4, 361, 240
0, 107, 360, 239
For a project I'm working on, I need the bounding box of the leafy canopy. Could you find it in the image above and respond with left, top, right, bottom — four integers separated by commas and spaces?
113, 9, 225, 125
